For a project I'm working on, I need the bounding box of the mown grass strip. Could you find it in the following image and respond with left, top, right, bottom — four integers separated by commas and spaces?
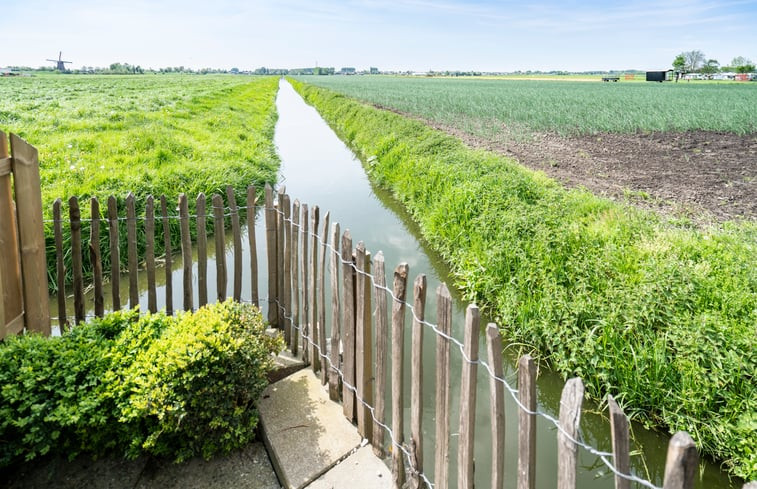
1, 75, 280, 286
288, 78, 756, 480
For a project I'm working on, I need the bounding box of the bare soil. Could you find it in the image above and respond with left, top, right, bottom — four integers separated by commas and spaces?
438, 124, 757, 223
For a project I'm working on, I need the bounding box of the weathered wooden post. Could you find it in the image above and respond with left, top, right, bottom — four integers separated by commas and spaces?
69, 196, 85, 323
90, 197, 104, 317
108, 196, 121, 311
228, 186, 243, 302
557, 378, 584, 489
410, 274, 427, 486
609, 395, 630, 489
318, 211, 330, 385
356, 242, 373, 439
264, 184, 278, 325
434, 284, 452, 489
276, 187, 286, 327
662, 432, 698, 489
179, 193, 193, 311
196, 193, 208, 307
518, 354, 537, 489
0, 131, 23, 337
486, 324, 505, 489
458, 304, 480, 489
372, 251, 387, 457
52, 199, 67, 329
328, 222, 342, 400
246, 186, 258, 307
160, 195, 173, 315
341, 230, 356, 420
145, 195, 157, 313
212, 193, 227, 302
391, 263, 409, 489
125, 192, 138, 309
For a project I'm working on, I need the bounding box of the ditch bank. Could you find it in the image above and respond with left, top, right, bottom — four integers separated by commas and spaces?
287, 78, 756, 481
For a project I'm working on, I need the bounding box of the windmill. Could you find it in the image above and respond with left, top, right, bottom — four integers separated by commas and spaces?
46, 52, 72, 71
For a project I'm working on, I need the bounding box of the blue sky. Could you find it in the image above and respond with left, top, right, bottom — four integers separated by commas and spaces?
2, 0, 755, 72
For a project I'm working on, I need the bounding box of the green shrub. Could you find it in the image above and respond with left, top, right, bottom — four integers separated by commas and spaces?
0, 300, 282, 467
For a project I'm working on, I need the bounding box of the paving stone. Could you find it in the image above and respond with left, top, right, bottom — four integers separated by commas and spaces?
307, 446, 391, 489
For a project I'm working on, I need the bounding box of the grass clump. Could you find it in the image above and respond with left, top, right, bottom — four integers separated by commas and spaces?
288, 78, 756, 480
0, 300, 283, 467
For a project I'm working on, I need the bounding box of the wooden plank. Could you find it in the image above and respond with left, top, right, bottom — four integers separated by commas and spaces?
69, 196, 85, 324
518, 354, 537, 489
277, 187, 286, 328
662, 432, 698, 489
361, 251, 372, 435
557, 377, 584, 489
213, 193, 227, 302
108, 196, 121, 311
160, 195, 173, 315
486, 323, 505, 489
290, 200, 300, 355
144, 196, 157, 313
301, 204, 310, 362
341, 230, 355, 421
283, 194, 292, 346
126, 193, 138, 310
9, 134, 50, 333
90, 197, 104, 318
372, 251, 388, 457
434, 284, 452, 489
410, 273, 427, 485
458, 304, 480, 489
53, 199, 67, 330
196, 193, 207, 307
310, 205, 320, 372
328, 221, 341, 401
246, 186, 258, 307
608, 395, 631, 489
264, 184, 277, 325
391, 263, 409, 489
318, 211, 330, 385
179, 193, 193, 311
227, 186, 243, 302
0, 131, 22, 336
355, 242, 372, 438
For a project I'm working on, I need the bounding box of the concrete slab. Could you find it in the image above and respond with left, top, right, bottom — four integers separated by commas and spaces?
5, 454, 148, 489
307, 446, 391, 489
259, 369, 362, 489
135, 443, 280, 489
269, 350, 307, 384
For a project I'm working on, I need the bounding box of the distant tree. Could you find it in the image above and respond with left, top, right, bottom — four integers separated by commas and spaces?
730, 56, 755, 73
673, 54, 686, 72
682, 50, 705, 72
700, 59, 720, 75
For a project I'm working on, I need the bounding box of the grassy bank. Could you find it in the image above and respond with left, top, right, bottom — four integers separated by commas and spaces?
0, 75, 280, 285
288, 78, 756, 480
295, 75, 757, 136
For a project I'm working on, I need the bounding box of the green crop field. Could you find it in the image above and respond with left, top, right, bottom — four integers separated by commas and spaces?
294, 75, 757, 136
0, 74, 280, 284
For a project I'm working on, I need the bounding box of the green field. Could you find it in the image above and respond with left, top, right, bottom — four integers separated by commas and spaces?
0, 74, 280, 283
295, 75, 757, 136
289, 78, 756, 480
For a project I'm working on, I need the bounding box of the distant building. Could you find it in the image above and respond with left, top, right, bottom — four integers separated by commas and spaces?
339, 67, 356, 75
1, 67, 20, 76
370, 67, 379, 74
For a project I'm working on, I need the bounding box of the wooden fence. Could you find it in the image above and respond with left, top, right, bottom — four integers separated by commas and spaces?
0, 132, 49, 340
1, 133, 753, 489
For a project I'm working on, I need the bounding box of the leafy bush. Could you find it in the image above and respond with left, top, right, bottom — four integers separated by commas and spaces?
0, 300, 282, 467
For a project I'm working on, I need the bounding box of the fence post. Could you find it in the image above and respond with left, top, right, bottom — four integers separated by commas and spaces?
410, 274, 427, 486
518, 354, 537, 489
356, 242, 373, 439
558, 378, 584, 489
246, 186, 258, 307
290, 200, 300, 355
228, 186, 243, 302
53, 199, 67, 330
0, 131, 23, 338
196, 193, 208, 307
662, 432, 698, 489
434, 284, 452, 489
372, 251, 387, 457
458, 304, 480, 489
341, 230, 356, 421
310, 205, 320, 372
212, 193, 227, 302
90, 197, 104, 318
301, 204, 309, 363
277, 188, 286, 327
318, 211, 330, 385
391, 263, 409, 489
69, 196, 85, 324
486, 323, 505, 489
108, 196, 121, 311
145, 195, 157, 313
126, 193, 138, 309
283, 194, 292, 346
160, 195, 173, 315
264, 184, 278, 325
179, 193, 193, 311
10, 134, 49, 334
609, 395, 630, 489
329, 222, 342, 400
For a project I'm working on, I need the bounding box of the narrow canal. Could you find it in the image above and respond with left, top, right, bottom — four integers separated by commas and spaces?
49, 79, 736, 488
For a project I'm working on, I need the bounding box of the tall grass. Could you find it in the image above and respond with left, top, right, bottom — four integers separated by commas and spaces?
295, 75, 757, 136
0, 75, 280, 286
288, 78, 757, 480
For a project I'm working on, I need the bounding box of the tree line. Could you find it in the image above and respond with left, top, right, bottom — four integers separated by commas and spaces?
673, 51, 755, 74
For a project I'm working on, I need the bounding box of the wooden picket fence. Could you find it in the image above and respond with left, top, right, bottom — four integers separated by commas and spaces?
1, 132, 754, 489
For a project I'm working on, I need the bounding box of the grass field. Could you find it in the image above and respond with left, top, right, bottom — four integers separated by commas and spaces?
289, 78, 756, 480
0, 74, 280, 285
295, 75, 757, 136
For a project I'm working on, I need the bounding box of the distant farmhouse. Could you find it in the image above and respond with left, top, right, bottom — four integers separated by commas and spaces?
1, 67, 21, 76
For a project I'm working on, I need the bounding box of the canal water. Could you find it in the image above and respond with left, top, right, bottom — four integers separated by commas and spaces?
50, 79, 737, 488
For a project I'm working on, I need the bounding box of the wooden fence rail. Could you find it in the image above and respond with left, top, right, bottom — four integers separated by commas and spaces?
1, 133, 753, 489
